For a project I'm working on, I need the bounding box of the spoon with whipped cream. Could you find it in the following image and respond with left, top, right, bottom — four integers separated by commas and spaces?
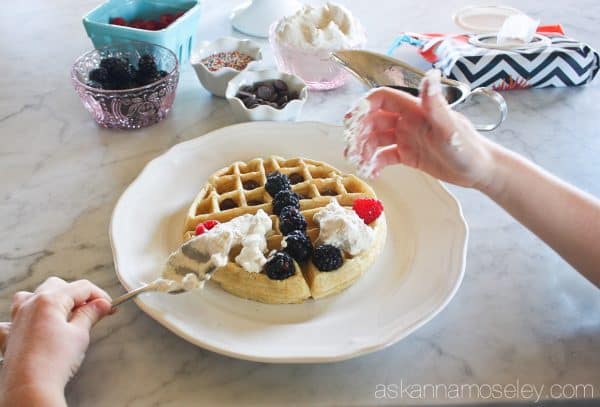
112, 210, 273, 307
110, 268, 215, 307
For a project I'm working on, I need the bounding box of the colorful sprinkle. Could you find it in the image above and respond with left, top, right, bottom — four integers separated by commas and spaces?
201, 51, 254, 72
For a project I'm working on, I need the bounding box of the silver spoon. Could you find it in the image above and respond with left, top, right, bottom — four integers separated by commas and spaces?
111, 265, 217, 307
110, 283, 185, 307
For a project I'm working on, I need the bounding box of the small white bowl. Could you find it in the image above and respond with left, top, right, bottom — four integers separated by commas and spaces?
225, 69, 308, 122
190, 37, 263, 97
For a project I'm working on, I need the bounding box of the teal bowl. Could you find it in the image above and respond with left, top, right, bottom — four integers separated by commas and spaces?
83, 0, 201, 64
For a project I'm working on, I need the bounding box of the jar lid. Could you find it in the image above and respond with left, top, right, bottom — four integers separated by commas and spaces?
452, 5, 524, 33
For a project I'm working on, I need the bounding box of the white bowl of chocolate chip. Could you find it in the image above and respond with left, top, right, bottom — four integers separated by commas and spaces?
225, 69, 308, 122
190, 37, 263, 97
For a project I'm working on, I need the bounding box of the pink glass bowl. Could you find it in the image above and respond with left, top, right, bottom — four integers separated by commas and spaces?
71, 42, 179, 129
269, 23, 366, 91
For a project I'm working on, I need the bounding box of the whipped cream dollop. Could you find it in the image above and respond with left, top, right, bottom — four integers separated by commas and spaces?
343, 95, 376, 178
274, 2, 366, 49
314, 200, 374, 256
152, 278, 180, 293
163, 210, 273, 285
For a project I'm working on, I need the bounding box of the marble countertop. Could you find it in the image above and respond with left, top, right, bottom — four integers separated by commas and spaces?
1, 0, 599, 405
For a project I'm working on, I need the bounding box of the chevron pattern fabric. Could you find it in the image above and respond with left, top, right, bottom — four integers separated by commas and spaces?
433, 35, 599, 90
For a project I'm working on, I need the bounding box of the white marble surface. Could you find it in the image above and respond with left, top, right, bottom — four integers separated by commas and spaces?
1, 0, 599, 405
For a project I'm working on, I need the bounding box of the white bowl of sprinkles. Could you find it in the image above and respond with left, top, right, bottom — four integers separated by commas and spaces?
190, 37, 263, 97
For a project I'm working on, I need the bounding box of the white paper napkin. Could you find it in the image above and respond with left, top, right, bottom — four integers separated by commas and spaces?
497, 14, 539, 45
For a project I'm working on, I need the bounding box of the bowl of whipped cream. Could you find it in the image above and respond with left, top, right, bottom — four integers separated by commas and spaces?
269, 2, 366, 90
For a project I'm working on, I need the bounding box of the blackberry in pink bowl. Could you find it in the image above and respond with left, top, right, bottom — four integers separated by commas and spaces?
71, 42, 179, 129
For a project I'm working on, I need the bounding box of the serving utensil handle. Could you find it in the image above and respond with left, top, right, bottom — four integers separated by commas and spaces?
111, 284, 155, 307
469, 87, 508, 132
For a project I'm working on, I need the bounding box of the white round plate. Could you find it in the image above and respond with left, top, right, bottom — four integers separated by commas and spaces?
110, 122, 468, 363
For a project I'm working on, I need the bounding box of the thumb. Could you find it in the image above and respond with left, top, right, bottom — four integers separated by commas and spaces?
419, 69, 456, 140
70, 298, 113, 331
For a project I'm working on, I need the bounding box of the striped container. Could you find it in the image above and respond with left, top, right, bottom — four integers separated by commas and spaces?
83, 0, 201, 64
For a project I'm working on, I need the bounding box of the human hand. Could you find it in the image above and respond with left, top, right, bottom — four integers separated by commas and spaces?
1, 277, 113, 405
344, 69, 499, 189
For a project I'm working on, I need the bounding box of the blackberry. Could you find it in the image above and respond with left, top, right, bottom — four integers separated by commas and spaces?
89, 67, 108, 84
99, 57, 133, 85
279, 206, 307, 235
283, 230, 312, 262
264, 251, 295, 280
265, 172, 291, 197
138, 54, 158, 76
136, 73, 159, 86
86, 80, 103, 89
272, 190, 300, 215
312, 244, 343, 271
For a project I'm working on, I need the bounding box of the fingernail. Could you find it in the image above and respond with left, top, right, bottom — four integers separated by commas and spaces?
425, 69, 442, 97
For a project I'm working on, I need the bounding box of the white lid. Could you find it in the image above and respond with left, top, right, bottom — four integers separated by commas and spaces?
453, 5, 524, 33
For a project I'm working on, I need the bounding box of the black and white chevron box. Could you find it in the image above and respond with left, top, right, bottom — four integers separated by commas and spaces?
390, 33, 600, 90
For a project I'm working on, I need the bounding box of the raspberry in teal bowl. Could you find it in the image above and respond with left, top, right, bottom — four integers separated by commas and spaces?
83, 0, 201, 64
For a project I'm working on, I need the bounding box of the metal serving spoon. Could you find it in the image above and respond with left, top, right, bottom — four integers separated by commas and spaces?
331, 49, 507, 131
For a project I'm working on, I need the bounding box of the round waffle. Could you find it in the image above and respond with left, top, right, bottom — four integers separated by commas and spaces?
183, 156, 387, 304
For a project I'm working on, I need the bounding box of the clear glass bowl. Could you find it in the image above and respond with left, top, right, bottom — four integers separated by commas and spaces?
71, 42, 179, 129
269, 23, 366, 91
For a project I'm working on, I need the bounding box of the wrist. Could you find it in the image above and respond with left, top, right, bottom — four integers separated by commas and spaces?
473, 140, 509, 198
1, 360, 66, 407
1, 379, 66, 407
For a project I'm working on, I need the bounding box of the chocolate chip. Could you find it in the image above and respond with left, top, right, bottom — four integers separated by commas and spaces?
256, 85, 275, 101
237, 90, 255, 98
243, 180, 259, 190
235, 80, 300, 110
289, 173, 304, 184
244, 99, 258, 109
247, 200, 263, 206
219, 198, 237, 210
273, 80, 288, 92
277, 95, 288, 105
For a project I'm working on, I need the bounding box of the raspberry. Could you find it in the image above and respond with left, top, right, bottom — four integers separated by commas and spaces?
352, 198, 384, 224
265, 172, 291, 197
142, 20, 158, 30
272, 190, 300, 215
203, 220, 219, 231
159, 14, 175, 26
312, 244, 343, 271
195, 224, 206, 235
129, 19, 145, 29
283, 230, 312, 262
264, 251, 295, 280
111, 17, 127, 26
279, 206, 306, 235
